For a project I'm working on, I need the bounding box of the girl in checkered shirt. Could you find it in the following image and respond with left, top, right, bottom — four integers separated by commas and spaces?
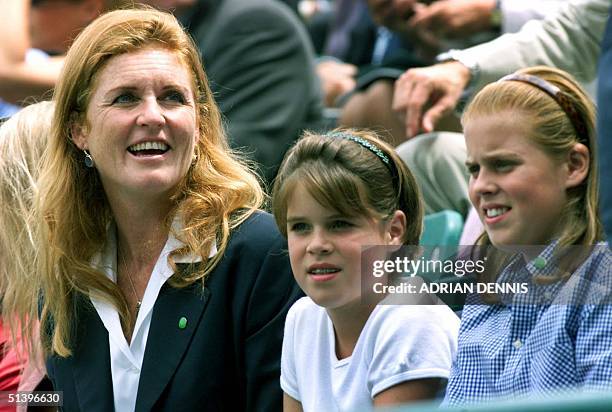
445, 66, 611, 405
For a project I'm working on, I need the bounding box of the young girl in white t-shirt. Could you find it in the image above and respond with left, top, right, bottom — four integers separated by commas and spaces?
272, 129, 460, 411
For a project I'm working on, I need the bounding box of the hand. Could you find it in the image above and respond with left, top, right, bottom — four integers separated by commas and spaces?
316, 60, 357, 107
392, 61, 470, 137
409, 0, 497, 39
367, 0, 445, 59
367, 0, 418, 34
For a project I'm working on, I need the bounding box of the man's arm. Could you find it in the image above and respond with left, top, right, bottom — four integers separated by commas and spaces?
0, 0, 28, 65
457, 0, 608, 89
0, 0, 62, 104
500, 0, 566, 33
393, 0, 609, 137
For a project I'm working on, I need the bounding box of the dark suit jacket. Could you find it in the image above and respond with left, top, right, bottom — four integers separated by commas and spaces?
46, 212, 303, 411
598, 12, 612, 242
184, 0, 324, 184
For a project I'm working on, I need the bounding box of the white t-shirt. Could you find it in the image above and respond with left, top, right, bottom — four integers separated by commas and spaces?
281, 297, 460, 412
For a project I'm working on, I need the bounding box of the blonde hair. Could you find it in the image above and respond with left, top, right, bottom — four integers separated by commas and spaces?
272, 128, 423, 245
0, 101, 54, 357
37, 7, 263, 357
462, 66, 602, 247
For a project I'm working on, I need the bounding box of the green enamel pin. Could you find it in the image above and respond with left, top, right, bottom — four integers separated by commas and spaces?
533, 257, 547, 270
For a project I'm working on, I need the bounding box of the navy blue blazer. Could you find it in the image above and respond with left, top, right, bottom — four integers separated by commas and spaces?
46, 212, 302, 411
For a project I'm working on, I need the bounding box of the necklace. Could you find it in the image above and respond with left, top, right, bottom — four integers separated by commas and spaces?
118, 250, 142, 313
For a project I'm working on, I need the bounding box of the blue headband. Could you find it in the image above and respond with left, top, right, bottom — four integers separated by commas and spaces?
326, 131, 401, 210
326, 131, 390, 165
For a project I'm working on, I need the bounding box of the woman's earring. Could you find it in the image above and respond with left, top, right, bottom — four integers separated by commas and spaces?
84, 149, 94, 168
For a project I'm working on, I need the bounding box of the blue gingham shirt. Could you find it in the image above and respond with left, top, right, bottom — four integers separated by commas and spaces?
444, 242, 612, 406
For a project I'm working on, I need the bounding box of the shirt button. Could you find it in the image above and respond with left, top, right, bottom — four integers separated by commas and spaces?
129, 366, 139, 373
513, 339, 523, 349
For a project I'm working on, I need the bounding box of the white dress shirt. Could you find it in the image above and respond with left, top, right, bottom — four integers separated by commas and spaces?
89, 221, 216, 412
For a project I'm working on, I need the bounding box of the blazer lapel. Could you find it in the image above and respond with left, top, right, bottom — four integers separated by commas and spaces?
71, 301, 115, 412
135, 280, 211, 412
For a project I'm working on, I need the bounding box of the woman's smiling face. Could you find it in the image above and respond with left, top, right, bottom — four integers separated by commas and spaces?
72, 47, 198, 203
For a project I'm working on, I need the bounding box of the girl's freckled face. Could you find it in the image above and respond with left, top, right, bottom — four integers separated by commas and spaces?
465, 112, 570, 246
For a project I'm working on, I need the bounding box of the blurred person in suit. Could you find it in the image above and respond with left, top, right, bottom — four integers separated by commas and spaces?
142, 0, 324, 184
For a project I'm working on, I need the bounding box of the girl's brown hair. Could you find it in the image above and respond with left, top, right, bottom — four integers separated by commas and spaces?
272, 128, 423, 245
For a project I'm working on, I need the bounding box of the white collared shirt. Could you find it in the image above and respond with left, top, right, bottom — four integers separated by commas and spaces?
89, 221, 216, 412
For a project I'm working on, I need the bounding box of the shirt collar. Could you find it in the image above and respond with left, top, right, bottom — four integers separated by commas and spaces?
167, 216, 217, 264
88, 216, 218, 361
496, 241, 560, 284
523, 240, 559, 278
91, 216, 217, 282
